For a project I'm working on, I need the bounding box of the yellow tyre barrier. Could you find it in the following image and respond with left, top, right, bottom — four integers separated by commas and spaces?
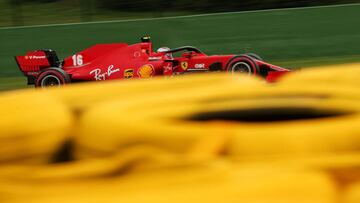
279, 63, 360, 88
344, 182, 360, 203
75, 78, 360, 163
274, 64, 360, 112
0, 163, 336, 203
0, 91, 73, 164
74, 75, 263, 160
0, 72, 356, 203
0, 73, 261, 164
46, 73, 262, 112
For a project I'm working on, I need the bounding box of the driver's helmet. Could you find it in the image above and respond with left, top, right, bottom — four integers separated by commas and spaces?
157, 47, 173, 59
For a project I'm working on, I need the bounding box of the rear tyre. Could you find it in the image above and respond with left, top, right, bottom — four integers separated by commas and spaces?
226, 55, 259, 75
35, 68, 71, 88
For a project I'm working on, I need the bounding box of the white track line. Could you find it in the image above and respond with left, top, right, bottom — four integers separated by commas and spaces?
1, 3, 360, 30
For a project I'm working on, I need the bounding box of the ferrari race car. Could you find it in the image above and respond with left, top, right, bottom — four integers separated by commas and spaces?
15, 36, 290, 87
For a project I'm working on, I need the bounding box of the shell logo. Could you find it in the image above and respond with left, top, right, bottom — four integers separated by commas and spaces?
138, 64, 155, 78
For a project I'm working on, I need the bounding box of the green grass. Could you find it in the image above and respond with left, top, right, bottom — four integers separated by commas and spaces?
0, 77, 27, 91
1, 4, 360, 90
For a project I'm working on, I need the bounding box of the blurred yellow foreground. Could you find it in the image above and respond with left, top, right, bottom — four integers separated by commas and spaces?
1, 63, 360, 203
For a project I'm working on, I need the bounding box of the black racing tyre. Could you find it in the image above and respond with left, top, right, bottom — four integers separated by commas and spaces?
226, 55, 260, 75
245, 53, 263, 61
35, 68, 71, 88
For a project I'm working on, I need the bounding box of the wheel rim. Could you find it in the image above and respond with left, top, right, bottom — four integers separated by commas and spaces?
231, 62, 252, 75
41, 75, 61, 87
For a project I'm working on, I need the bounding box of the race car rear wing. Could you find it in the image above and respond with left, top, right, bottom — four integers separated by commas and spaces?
15, 49, 60, 84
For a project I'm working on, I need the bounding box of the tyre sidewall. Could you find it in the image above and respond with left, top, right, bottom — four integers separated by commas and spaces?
245, 53, 263, 61
35, 68, 70, 87
226, 56, 259, 75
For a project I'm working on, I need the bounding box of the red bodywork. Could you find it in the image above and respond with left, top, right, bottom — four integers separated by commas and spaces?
15, 40, 290, 86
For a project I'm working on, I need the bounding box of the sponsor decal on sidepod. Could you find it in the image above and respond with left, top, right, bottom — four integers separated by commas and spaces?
138, 64, 155, 78
124, 69, 134, 79
90, 65, 120, 81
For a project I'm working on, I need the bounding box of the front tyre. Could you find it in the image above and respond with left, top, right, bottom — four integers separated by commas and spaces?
245, 53, 263, 61
226, 55, 259, 75
35, 68, 71, 88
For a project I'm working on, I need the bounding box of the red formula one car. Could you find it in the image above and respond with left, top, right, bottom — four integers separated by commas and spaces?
15, 36, 290, 87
